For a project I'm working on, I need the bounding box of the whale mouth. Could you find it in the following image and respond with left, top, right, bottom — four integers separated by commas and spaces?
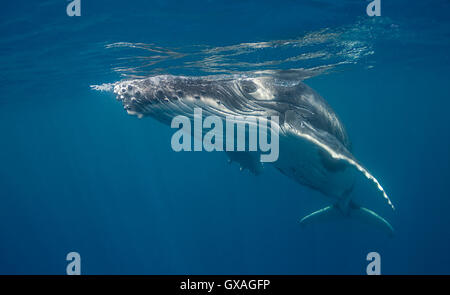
110, 74, 261, 120
109, 72, 313, 121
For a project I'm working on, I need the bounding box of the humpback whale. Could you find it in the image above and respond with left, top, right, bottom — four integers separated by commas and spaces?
99, 71, 395, 235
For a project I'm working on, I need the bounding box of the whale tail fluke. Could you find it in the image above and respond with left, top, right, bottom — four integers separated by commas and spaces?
300, 201, 394, 236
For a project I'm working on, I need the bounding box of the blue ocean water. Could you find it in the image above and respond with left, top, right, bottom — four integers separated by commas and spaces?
0, 0, 449, 274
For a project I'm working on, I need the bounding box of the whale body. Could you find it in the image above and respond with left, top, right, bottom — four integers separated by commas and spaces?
103, 72, 395, 234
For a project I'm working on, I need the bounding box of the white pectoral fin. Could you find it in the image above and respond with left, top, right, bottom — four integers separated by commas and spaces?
283, 114, 395, 211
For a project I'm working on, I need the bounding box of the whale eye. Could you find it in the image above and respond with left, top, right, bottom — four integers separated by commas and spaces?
240, 80, 257, 93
